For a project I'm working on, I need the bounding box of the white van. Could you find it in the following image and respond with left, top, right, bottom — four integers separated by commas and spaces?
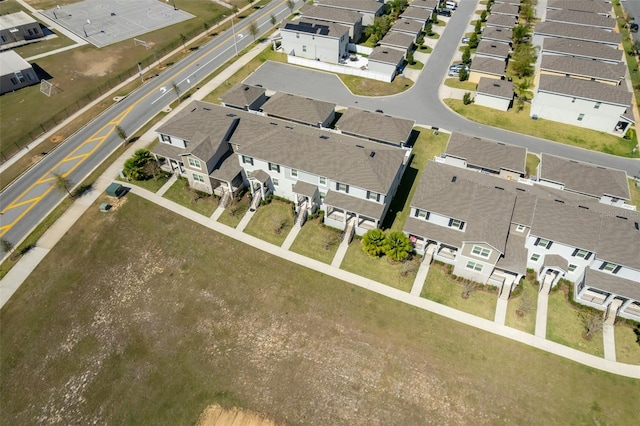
445, 1, 457, 10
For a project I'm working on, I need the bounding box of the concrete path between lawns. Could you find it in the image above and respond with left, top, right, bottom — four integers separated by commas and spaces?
535, 289, 549, 339
603, 324, 617, 362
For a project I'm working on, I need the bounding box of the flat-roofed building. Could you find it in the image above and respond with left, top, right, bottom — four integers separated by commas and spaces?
0, 50, 38, 94
0, 11, 43, 49
281, 19, 350, 63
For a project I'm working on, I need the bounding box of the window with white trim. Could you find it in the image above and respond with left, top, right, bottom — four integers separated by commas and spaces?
568, 264, 577, 273
336, 182, 349, 193
242, 155, 253, 165
574, 249, 589, 259
471, 245, 491, 258
594, 102, 601, 109
268, 163, 280, 173
530, 253, 540, 262
448, 218, 464, 230
192, 173, 205, 183
319, 176, 327, 186
367, 191, 380, 202
516, 224, 526, 232
577, 113, 585, 121
534, 238, 552, 249
302, 45, 307, 52
466, 261, 483, 272
188, 158, 201, 169
291, 169, 298, 178
272, 178, 279, 187
600, 262, 620, 273
414, 209, 429, 220
161, 134, 171, 142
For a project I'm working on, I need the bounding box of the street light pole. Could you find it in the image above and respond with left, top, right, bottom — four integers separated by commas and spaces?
231, 16, 238, 57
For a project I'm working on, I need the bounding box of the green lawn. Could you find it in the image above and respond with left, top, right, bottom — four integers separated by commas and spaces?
614, 1, 640, 107
341, 239, 419, 292
340, 74, 414, 96
505, 280, 538, 334
2, 195, 639, 424
426, 32, 440, 39
615, 324, 640, 365
117, 174, 170, 193
162, 177, 219, 216
216, 195, 251, 228
386, 128, 449, 231
628, 178, 640, 208
444, 99, 639, 158
421, 265, 497, 321
443, 78, 477, 91
418, 45, 432, 54
547, 288, 605, 357
525, 153, 540, 178
407, 60, 424, 70
289, 217, 341, 264
243, 200, 294, 246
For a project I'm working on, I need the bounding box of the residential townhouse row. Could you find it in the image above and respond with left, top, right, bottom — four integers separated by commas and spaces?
405, 133, 639, 321
149, 91, 640, 322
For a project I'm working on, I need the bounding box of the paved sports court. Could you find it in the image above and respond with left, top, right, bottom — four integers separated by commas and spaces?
39, 0, 194, 48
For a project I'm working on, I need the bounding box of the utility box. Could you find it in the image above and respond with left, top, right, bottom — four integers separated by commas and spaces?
105, 182, 126, 198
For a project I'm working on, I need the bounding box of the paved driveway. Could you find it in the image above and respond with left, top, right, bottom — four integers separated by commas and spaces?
245, 0, 640, 177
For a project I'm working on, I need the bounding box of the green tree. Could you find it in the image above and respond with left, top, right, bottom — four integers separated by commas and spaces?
406, 50, 414, 65
431, 9, 438, 24
480, 10, 487, 22
462, 91, 473, 105
123, 149, 154, 181
248, 20, 259, 41
510, 43, 538, 78
514, 79, 532, 111
286, 0, 295, 14
468, 32, 479, 48
462, 45, 471, 64
115, 125, 128, 146
384, 231, 412, 262
365, 16, 392, 43
474, 19, 482, 34
52, 172, 73, 197
424, 21, 433, 36
458, 66, 469, 81
270, 13, 277, 27
0, 238, 14, 254
179, 33, 187, 52
389, 0, 408, 19
512, 24, 530, 45
362, 228, 387, 258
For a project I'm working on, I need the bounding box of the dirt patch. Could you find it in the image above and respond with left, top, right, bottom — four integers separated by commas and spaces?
197, 405, 278, 426
70, 50, 121, 77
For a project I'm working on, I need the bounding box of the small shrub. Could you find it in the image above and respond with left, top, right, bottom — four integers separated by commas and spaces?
462, 92, 473, 104
451, 274, 458, 280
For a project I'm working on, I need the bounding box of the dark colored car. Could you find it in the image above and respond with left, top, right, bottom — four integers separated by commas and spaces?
436, 8, 452, 17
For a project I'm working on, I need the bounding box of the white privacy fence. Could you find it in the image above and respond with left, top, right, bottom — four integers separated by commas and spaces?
287, 55, 394, 82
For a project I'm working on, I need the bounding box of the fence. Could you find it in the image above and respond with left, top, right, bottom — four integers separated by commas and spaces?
1, 24, 212, 164
287, 55, 393, 82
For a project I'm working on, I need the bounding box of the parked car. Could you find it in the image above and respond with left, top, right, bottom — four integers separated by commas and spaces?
631, 23, 639, 33
436, 8, 452, 17
448, 63, 469, 77
461, 36, 470, 44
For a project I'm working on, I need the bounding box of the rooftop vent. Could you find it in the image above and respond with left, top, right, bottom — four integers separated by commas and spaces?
225, 113, 236, 117
319, 135, 329, 139
243, 86, 250, 91
204, 107, 212, 111
452, 176, 457, 183
369, 151, 376, 158
578, 205, 589, 209
191, 107, 197, 112
356, 144, 365, 148
270, 122, 278, 126
285, 125, 293, 129
635, 222, 639, 230
554, 199, 565, 204
494, 186, 504, 190
516, 187, 525, 192
616, 215, 628, 220
493, 83, 500, 87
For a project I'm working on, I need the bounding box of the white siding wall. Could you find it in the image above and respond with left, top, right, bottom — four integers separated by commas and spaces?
525, 235, 595, 277
158, 134, 188, 149
281, 30, 348, 63
591, 260, 640, 282
453, 254, 493, 284
475, 94, 511, 111
530, 91, 628, 134
367, 60, 398, 77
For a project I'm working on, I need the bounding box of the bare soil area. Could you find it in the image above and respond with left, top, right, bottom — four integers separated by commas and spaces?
198, 405, 278, 426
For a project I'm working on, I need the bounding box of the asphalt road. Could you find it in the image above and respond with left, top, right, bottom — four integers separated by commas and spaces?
0, 0, 297, 251
245, 0, 640, 177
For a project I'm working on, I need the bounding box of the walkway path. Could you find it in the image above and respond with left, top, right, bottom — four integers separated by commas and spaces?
535, 287, 550, 338
410, 260, 430, 297
331, 238, 349, 268
494, 298, 508, 325
156, 174, 178, 197
281, 223, 301, 250
603, 324, 617, 362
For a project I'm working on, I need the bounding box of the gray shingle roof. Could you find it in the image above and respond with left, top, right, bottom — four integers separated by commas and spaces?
390, 18, 424, 36
495, 0, 521, 5
475, 39, 511, 58
544, 254, 569, 271
490, 3, 520, 16
400, 6, 431, 22
323, 190, 385, 218
485, 14, 518, 28
539, 153, 631, 200
476, 77, 514, 100
230, 111, 408, 194
545, 9, 616, 29
534, 21, 621, 46
300, 5, 363, 24
283, 19, 349, 38
546, 0, 613, 15
410, 0, 438, 10
368, 45, 406, 65
496, 229, 528, 274
292, 180, 319, 198
404, 217, 465, 248
540, 55, 626, 83
156, 101, 238, 160
596, 215, 640, 269
445, 132, 525, 174
209, 151, 243, 181
317, 0, 385, 13
537, 74, 632, 106
378, 31, 415, 50
336, 107, 415, 146
470, 56, 507, 76
585, 268, 640, 300
220, 84, 266, 109
531, 199, 602, 251
482, 26, 513, 43
261, 92, 336, 126
542, 38, 624, 63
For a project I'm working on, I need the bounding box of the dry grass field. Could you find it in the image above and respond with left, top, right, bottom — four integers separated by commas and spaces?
1, 195, 638, 425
